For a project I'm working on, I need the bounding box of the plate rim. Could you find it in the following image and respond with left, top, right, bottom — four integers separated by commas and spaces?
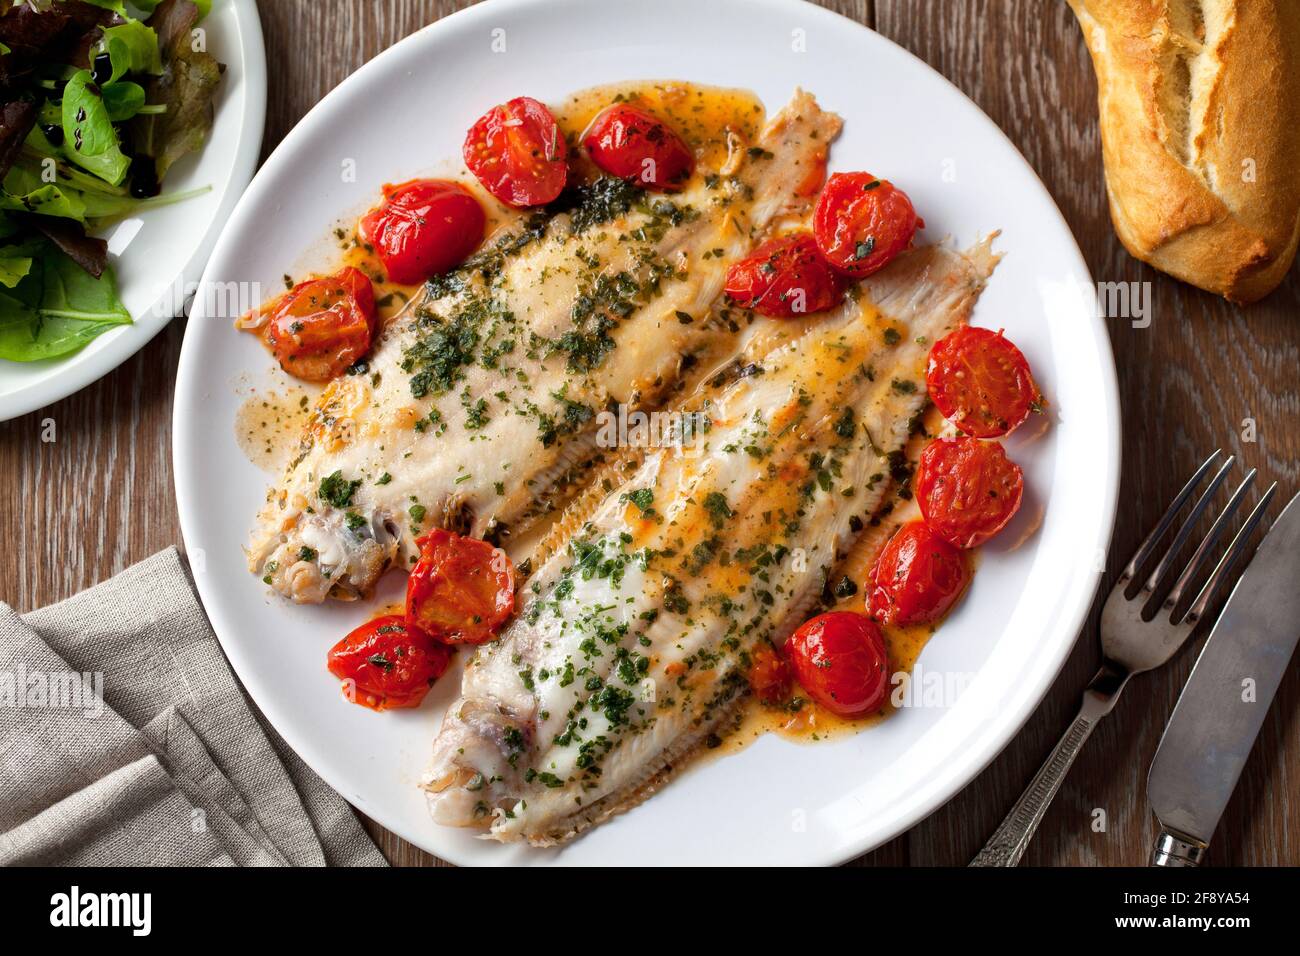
174, 0, 1121, 866
0, 0, 268, 423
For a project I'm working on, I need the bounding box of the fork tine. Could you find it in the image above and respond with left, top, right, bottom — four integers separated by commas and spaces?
1161, 468, 1256, 621
1122, 449, 1222, 599
1182, 481, 1279, 627
1136, 454, 1235, 614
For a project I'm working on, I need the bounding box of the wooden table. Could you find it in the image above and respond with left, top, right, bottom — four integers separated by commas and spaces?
3, 0, 1297, 866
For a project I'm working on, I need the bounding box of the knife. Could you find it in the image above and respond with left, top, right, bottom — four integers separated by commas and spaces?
1146, 487, 1300, 866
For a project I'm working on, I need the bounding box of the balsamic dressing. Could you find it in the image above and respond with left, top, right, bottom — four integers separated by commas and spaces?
128, 156, 161, 198
91, 52, 114, 86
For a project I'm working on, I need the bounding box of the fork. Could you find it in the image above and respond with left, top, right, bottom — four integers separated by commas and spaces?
969, 450, 1276, 867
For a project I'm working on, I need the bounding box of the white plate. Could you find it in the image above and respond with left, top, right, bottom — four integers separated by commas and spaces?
174, 0, 1119, 865
0, 0, 266, 422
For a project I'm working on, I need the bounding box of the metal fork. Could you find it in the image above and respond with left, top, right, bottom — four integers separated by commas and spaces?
970, 450, 1277, 866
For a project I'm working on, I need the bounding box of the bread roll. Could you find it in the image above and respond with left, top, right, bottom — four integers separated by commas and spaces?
1068, 0, 1300, 303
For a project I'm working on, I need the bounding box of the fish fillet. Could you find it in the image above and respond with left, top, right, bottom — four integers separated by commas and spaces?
247, 91, 841, 603
422, 239, 999, 844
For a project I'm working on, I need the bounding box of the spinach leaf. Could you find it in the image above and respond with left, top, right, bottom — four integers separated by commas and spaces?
56, 72, 131, 186
40, 247, 130, 323
103, 81, 147, 122
0, 244, 131, 362
62, 70, 118, 158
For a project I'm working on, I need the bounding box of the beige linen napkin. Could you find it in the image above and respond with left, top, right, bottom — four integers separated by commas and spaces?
0, 548, 386, 867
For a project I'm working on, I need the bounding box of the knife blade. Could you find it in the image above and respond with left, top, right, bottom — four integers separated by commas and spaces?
1147, 487, 1300, 866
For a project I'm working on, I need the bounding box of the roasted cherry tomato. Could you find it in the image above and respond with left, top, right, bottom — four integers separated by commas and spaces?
926, 326, 1039, 438
785, 612, 889, 718
915, 436, 1024, 549
262, 266, 376, 382
327, 615, 452, 711
747, 644, 793, 705
406, 529, 516, 644
463, 95, 568, 207
868, 521, 970, 627
359, 179, 485, 285
583, 104, 695, 191
812, 172, 921, 278
724, 233, 844, 318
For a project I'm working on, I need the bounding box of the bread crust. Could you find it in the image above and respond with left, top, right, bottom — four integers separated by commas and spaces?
1069, 0, 1300, 303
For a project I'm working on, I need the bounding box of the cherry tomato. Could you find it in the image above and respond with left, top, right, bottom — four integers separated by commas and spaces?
747, 644, 793, 705
406, 529, 516, 644
327, 615, 452, 711
359, 179, 485, 285
926, 326, 1039, 438
785, 611, 889, 718
583, 104, 695, 191
812, 172, 921, 278
915, 436, 1024, 549
868, 521, 970, 627
262, 266, 376, 382
463, 96, 568, 207
724, 233, 844, 318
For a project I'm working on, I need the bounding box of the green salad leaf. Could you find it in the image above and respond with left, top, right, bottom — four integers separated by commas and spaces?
103, 81, 147, 121
62, 71, 119, 156
0, 170, 88, 221
0, 240, 41, 289
101, 21, 165, 79
0, 242, 131, 362
38, 244, 131, 323
133, 0, 222, 181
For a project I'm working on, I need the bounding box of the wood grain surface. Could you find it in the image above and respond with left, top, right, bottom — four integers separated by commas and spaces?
2, 0, 1297, 867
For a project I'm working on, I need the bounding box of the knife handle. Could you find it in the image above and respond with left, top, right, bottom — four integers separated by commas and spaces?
1150, 829, 1207, 867
969, 705, 1101, 867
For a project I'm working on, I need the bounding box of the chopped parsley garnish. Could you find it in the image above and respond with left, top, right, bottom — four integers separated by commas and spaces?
562, 176, 640, 234
318, 471, 362, 508
622, 488, 655, 514
591, 684, 636, 728
833, 406, 856, 438
702, 491, 733, 527
402, 300, 487, 398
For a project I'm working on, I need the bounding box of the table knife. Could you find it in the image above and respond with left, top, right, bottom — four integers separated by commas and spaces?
1146, 488, 1300, 866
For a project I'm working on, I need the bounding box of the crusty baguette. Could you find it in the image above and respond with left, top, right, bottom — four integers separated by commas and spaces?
1069, 0, 1300, 303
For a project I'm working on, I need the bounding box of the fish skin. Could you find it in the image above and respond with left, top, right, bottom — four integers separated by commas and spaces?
422, 239, 1000, 844
247, 91, 843, 604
